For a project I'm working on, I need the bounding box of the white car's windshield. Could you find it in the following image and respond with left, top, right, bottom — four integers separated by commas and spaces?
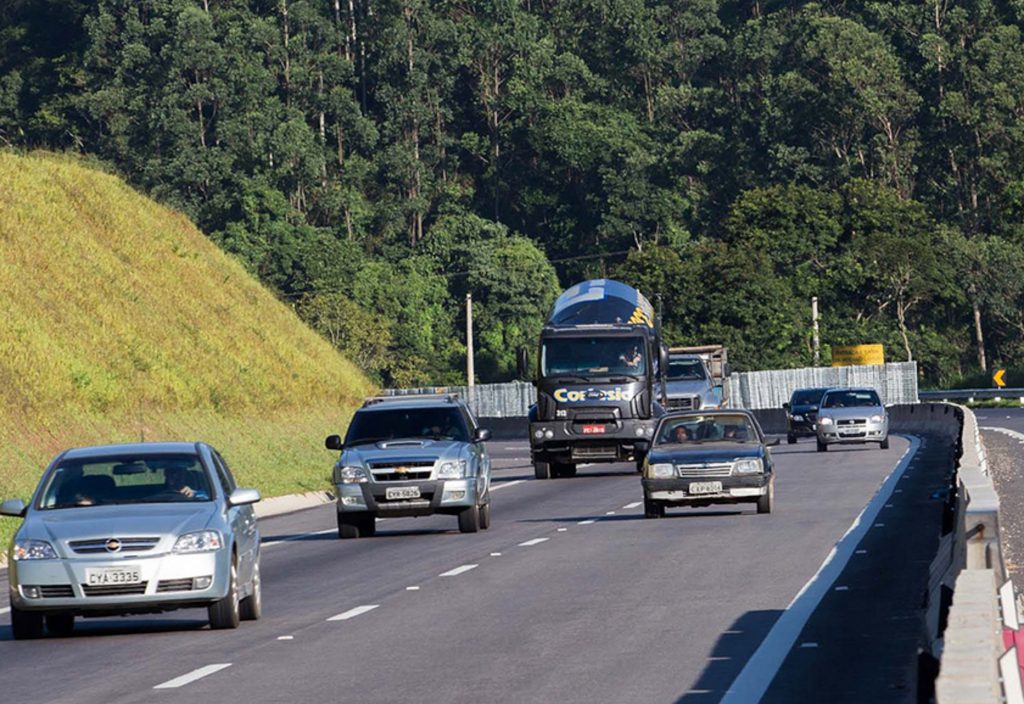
822, 390, 882, 408
40, 454, 213, 509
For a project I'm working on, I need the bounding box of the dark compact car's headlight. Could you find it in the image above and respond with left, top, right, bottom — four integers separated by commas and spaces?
791, 414, 804, 421
648, 463, 676, 478
733, 459, 763, 475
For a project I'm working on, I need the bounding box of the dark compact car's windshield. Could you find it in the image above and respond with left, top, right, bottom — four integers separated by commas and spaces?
656, 415, 758, 445
822, 390, 882, 408
39, 454, 214, 509
667, 359, 706, 381
791, 389, 827, 406
346, 407, 470, 445
541, 336, 646, 377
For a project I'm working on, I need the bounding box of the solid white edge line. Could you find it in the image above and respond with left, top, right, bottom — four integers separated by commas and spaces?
578, 520, 596, 525
439, 564, 478, 577
623, 502, 643, 509
518, 538, 550, 547
264, 527, 336, 549
153, 663, 232, 689
720, 434, 921, 703
0, 607, 10, 616
490, 480, 523, 492
326, 604, 379, 622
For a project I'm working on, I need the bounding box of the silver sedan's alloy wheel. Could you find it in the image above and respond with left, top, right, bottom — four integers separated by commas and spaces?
240, 561, 262, 621
209, 558, 241, 630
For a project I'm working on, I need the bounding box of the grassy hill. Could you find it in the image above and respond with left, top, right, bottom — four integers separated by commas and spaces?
0, 151, 373, 553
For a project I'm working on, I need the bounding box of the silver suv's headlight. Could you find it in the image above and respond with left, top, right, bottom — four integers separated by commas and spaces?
649, 463, 675, 478
733, 459, 763, 475
173, 531, 223, 554
13, 540, 57, 561
437, 460, 467, 479
337, 466, 369, 484
870, 414, 884, 423
818, 417, 834, 426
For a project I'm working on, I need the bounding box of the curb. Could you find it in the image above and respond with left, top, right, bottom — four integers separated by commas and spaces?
0, 490, 337, 574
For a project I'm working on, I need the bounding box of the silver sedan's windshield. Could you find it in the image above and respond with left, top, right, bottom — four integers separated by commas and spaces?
39, 454, 214, 509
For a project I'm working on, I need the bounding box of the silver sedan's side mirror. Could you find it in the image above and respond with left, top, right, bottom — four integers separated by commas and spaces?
227, 488, 261, 507
0, 498, 27, 517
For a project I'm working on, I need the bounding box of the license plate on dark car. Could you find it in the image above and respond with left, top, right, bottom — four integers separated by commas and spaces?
582, 425, 606, 434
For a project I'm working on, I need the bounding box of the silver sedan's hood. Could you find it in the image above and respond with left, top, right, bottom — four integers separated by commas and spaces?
342, 439, 467, 467
25, 503, 217, 547
818, 406, 886, 420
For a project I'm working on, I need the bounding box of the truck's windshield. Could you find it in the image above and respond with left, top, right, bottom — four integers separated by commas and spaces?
667, 359, 706, 381
541, 336, 647, 377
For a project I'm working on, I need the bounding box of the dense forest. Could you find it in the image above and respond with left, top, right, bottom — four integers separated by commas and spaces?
3, 0, 1024, 386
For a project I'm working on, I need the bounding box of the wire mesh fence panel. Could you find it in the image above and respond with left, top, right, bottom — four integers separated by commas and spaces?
386, 362, 918, 416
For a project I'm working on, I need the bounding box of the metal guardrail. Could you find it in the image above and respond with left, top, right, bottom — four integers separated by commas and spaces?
919, 388, 1024, 401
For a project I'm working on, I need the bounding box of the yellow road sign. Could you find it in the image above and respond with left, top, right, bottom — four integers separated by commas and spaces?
831, 344, 885, 367
994, 368, 1006, 388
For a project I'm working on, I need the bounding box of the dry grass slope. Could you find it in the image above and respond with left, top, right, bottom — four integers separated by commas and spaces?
0, 151, 374, 552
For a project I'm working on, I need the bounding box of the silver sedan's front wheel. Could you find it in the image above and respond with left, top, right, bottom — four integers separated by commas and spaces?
209, 557, 241, 630
240, 560, 262, 621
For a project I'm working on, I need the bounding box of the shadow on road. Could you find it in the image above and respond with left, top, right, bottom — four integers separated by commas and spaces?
674, 610, 783, 703
0, 617, 209, 641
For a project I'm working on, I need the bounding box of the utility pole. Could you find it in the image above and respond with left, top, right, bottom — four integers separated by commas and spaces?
812, 297, 820, 366
466, 293, 475, 390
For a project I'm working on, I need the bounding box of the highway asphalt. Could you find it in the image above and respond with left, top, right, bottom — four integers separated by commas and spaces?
0, 436, 945, 703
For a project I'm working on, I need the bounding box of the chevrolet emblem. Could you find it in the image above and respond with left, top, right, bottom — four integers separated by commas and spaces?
395, 466, 409, 474
105, 538, 122, 553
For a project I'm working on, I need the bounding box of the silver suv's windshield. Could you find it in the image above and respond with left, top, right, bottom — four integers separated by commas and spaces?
822, 390, 882, 408
667, 359, 706, 381
346, 407, 470, 446
39, 454, 213, 509
541, 336, 646, 377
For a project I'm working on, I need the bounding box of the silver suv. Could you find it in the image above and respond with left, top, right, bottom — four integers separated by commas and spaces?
325, 396, 493, 538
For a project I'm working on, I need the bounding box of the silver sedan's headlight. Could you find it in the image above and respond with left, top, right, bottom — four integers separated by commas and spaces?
437, 460, 467, 479
870, 414, 884, 423
818, 417, 834, 426
649, 463, 676, 478
338, 466, 369, 484
173, 531, 223, 554
13, 540, 57, 561
733, 459, 763, 475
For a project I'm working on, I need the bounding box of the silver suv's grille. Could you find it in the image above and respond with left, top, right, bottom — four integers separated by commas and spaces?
70, 537, 160, 554
666, 396, 700, 410
369, 460, 435, 482
675, 463, 733, 478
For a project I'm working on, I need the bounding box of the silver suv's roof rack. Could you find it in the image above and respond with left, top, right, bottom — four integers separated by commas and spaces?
362, 393, 461, 408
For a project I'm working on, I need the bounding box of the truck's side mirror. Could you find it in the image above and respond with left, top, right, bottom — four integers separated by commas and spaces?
325, 434, 344, 451
659, 346, 669, 375
516, 347, 530, 380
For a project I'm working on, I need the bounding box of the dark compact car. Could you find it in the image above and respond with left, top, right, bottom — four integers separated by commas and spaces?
641, 410, 776, 518
783, 387, 830, 444
325, 395, 492, 538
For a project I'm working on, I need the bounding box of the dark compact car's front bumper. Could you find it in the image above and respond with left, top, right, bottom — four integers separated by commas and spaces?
642, 474, 771, 506
786, 414, 817, 437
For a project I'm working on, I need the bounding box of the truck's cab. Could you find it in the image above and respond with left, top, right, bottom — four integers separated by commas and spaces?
529, 280, 666, 479
663, 345, 729, 411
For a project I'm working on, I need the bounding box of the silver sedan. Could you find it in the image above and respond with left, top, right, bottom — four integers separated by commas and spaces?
1, 442, 262, 639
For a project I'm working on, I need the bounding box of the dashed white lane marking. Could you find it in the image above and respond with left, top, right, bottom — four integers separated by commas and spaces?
721, 435, 920, 704
578, 519, 596, 525
154, 664, 232, 689
490, 552, 502, 556
799, 642, 819, 649
490, 480, 523, 492
884, 504, 893, 508
623, 502, 642, 509
0, 607, 10, 616
327, 604, 379, 622
834, 586, 849, 592
856, 550, 868, 555
557, 528, 568, 532
277, 636, 294, 641
519, 538, 550, 547
874, 523, 886, 528
605, 511, 616, 515
439, 564, 478, 577
264, 528, 336, 548
406, 586, 420, 591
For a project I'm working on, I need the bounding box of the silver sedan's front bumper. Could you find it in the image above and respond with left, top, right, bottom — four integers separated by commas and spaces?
817, 419, 888, 445
9, 549, 230, 613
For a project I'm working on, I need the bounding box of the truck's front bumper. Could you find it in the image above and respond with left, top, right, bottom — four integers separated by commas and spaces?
335, 478, 484, 518
529, 419, 657, 463
642, 474, 770, 504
